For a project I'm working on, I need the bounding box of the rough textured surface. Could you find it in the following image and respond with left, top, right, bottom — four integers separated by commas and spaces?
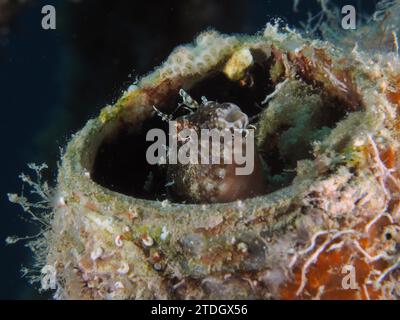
11, 18, 400, 299
166, 100, 266, 204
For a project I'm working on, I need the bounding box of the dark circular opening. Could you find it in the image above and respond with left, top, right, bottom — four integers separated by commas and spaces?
91, 55, 358, 203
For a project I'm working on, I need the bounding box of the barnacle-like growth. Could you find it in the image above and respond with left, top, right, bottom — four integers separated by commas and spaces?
10, 5, 400, 299
166, 99, 267, 204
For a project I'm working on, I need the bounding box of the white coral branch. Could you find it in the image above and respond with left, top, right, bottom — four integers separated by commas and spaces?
376, 257, 400, 284
295, 229, 356, 296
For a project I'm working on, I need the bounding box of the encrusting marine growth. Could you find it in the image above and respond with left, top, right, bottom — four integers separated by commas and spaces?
8, 1, 400, 299
165, 96, 267, 204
